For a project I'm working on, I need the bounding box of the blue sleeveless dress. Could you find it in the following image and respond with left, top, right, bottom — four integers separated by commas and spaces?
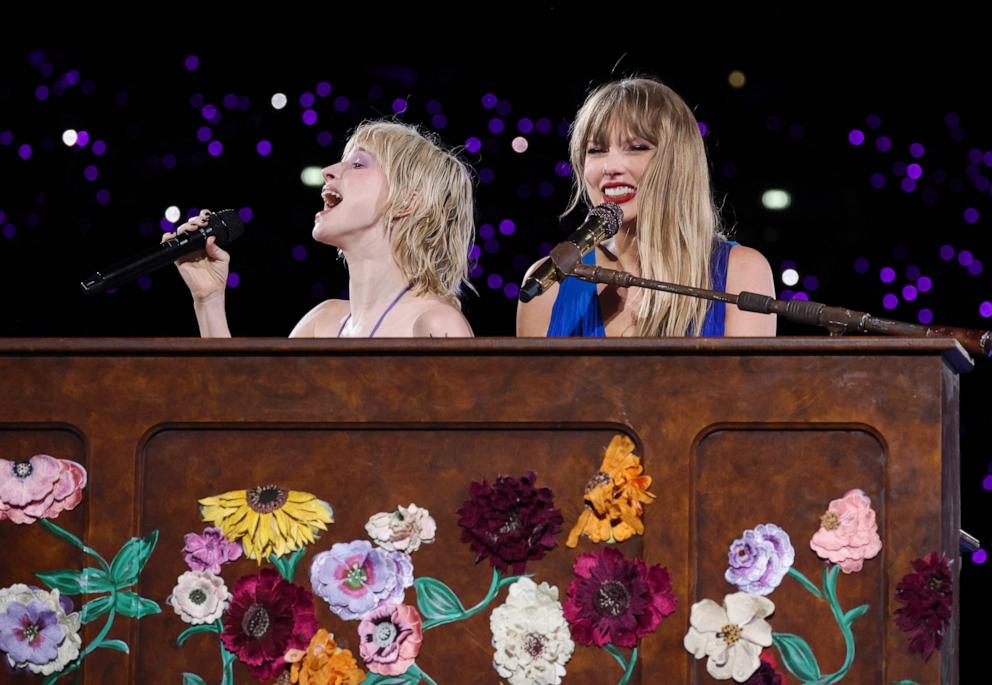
546, 241, 735, 337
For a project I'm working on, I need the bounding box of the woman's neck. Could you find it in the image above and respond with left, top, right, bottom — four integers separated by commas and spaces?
339, 249, 410, 330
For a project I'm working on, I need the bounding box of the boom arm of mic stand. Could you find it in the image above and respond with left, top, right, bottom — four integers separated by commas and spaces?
569, 262, 992, 358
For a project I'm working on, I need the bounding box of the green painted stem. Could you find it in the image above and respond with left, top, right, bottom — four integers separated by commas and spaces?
423, 569, 520, 630
787, 566, 825, 601
409, 664, 439, 685
38, 520, 119, 684
219, 622, 235, 685
603, 645, 638, 685
815, 565, 856, 684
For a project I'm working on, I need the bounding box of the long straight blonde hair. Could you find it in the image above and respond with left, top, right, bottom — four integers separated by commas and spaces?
566, 78, 723, 336
344, 121, 475, 306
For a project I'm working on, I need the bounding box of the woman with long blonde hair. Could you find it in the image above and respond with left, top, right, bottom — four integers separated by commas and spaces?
517, 77, 775, 337
166, 120, 475, 337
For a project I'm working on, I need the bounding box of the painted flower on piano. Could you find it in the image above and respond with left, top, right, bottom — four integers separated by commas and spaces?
0, 455, 87, 525
365, 503, 437, 554
310, 540, 414, 621
808, 488, 882, 574
457, 470, 563, 574
683, 591, 775, 682
221, 567, 318, 681
894, 551, 953, 660
285, 628, 365, 685
0, 584, 82, 676
490, 577, 574, 685
566, 435, 655, 547
563, 547, 677, 649
725, 524, 795, 596
357, 602, 423, 676
199, 485, 334, 563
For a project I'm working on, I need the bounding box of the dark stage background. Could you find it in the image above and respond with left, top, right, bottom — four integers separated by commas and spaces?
1, 5, 989, 676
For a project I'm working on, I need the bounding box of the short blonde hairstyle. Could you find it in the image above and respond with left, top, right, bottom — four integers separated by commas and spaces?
567, 78, 723, 336
343, 121, 475, 305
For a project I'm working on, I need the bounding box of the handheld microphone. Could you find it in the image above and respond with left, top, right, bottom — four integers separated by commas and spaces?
518, 203, 623, 303
80, 209, 244, 296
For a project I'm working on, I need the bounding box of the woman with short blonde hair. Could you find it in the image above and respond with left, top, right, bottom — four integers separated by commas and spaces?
167, 120, 476, 338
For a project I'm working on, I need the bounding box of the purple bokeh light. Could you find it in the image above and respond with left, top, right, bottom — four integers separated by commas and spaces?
882, 293, 899, 310
848, 129, 865, 146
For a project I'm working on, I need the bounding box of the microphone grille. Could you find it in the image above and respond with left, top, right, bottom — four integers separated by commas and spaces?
588, 203, 624, 237
210, 209, 246, 246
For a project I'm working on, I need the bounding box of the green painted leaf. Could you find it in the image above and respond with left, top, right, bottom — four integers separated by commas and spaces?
361, 671, 422, 685
99, 639, 129, 654
110, 530, 159, 588
182, 674, 208, 685
115, 591, 161, 619
81, 595, 114, 623
176, 623, 221, 646
415, 577, 465, 620
844, 603, 870, 625
891, 681, 921, 685
35, 567, 111, 595
773, 631, 822, 682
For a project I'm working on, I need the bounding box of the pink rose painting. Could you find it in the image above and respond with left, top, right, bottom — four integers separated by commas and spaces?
809, 488, 882, 573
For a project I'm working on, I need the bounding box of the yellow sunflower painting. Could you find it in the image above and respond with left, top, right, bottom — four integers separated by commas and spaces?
199, 484, 334, 562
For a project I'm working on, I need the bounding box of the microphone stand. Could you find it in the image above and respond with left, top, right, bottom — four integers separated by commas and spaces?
560, 251, 992, 359
563, 250, 987, 552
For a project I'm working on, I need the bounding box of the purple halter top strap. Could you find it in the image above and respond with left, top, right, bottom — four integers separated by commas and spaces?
336, 284, 412, 338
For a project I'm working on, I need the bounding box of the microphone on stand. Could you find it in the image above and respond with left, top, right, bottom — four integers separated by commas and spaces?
518, 203, 623, 303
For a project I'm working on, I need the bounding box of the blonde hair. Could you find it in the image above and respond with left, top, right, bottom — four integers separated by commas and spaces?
566, 78, 723, 336
343, 120, 476, 305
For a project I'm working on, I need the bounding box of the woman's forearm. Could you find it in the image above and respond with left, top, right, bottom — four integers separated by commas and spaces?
193, 293, 232, 338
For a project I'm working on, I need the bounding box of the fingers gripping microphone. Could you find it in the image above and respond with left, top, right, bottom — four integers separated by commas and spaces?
518, 203, 623, 303
80, 209, 245, 295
